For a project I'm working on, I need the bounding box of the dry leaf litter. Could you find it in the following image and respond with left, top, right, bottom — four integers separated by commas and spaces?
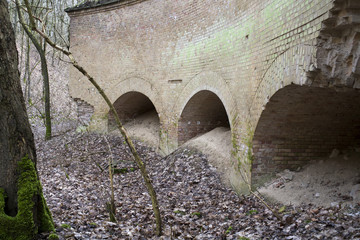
35, 132, 360, 239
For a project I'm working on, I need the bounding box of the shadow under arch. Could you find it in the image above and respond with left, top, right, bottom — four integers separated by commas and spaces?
178, 90, 230, 145
251, 84, 360, 186
109, 76, 163, 117
173, 71, 237, 128
108, 91, 160, 132
171, 71, 239, 175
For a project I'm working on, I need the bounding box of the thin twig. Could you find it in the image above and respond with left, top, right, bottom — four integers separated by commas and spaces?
237, 161, 281, 220
104, 136, 117, 223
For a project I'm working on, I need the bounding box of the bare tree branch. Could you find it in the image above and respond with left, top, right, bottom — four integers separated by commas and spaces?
18, 0, 163, 235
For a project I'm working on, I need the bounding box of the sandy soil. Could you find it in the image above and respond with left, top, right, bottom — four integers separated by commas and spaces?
183, 127, 245, 192
111, 110, 160, 150
259, 150, 360, 207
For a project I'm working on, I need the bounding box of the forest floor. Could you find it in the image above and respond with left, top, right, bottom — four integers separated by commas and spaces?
36, 131, 360, 240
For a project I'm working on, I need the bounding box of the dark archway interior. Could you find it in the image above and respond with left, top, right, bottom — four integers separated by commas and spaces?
252, 85, 360, 185
178, 90, 230, 145
108, 91, 158, 131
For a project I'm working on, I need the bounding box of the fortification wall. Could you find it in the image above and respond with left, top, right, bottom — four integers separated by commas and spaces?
67, 0, 360, 190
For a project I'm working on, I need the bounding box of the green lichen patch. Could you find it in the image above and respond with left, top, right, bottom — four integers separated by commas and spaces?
0, 155, 54, 240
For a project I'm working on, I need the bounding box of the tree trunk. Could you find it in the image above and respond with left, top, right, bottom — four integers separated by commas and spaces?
41, 41, 52, 140
15, 0, 52, 140
0, 1, 54, 238
24, 36, 31, 103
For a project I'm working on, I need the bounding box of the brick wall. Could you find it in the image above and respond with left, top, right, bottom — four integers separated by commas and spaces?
74, 98, 94, 126
108, 91, 157, 131
178, 90, 229, 145
67, 0, 360, 190
252, 85, 360, 186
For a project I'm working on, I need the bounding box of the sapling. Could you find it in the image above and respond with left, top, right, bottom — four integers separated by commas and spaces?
15, 0, 162, 234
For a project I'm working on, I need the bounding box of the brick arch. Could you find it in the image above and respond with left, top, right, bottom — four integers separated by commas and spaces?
251, 84, 360, 186
250, 43, 360, 186
177, 90, 231, 144
173, 71, 237, 128
248, 44, 317, 186
107, 90, 160, 131
249, 44, 317, 125
109, 76, 163, 116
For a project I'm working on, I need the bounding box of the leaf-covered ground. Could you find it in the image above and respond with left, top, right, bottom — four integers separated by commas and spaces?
36, 132, 360, 239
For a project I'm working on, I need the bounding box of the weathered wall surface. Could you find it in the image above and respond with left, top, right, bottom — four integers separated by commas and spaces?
67, 0, 360, 190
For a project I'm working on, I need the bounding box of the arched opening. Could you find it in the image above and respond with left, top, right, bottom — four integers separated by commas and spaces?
108, 91, 160, 146
252, 85, 360, 186
178, 90, 230, 145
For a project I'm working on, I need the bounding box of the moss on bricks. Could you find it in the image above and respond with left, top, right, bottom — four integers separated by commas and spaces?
0, 155, 54, 240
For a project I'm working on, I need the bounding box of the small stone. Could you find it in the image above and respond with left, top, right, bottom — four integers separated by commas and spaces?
283, 170, 295, 181
329, 149, 340, 158
104, 221, 117, 226
315, 193, 320, 198
74, 232, 82, 238
332, 237, 343, 240
301, 182, 309, 188
322, 229, 338, 237
277, 169, 294, 181
350, 184, 360, 201
319, 210, 328, 215
310, 208, 319, 214
331, 202, 340, 208
282, 214, 293, 224
285, 236, 301, 240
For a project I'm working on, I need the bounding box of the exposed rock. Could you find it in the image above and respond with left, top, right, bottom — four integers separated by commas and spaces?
277, 169, 295, 181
